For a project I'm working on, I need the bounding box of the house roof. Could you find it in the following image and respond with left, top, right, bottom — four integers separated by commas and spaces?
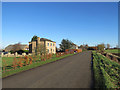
72, 43, 78, 46
40, 38, 56, 42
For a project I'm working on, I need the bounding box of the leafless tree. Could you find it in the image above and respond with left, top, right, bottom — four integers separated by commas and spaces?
97, 43, 105, 51
36, 44, 47, 56
12, 42, 22, 52
107, 44, 110, 49
85, 44, 89, 50
116, 45, 119, 48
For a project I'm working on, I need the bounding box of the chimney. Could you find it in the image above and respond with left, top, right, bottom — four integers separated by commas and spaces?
37, 37, 40, 44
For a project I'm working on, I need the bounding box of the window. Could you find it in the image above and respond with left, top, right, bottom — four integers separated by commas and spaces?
51, 43, 52, 46
48, 43, 49, 46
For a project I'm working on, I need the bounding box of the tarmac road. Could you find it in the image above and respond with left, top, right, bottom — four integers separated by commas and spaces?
2, 51, 93, 88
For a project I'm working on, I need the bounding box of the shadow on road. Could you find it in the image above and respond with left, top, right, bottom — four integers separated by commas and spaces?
90, 51, 94, 89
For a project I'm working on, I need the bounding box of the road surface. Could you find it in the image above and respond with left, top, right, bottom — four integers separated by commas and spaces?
2, 51, 93, 88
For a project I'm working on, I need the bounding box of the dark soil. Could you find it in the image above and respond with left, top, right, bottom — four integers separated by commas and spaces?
112, 53, 120, 57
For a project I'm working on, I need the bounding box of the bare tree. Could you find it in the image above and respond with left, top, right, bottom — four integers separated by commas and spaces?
116, 45, 119, 48
107, 44, 110, 49
85, 44, 89, 50
12, 42, 22, 52
79, 45, 83, 49
36, 44, 47, 56
97, 43, 105, 51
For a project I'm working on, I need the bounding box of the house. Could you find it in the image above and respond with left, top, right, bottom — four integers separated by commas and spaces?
29, 37, 56, 54
65, 43, 81, 53
71, 43, 78, 49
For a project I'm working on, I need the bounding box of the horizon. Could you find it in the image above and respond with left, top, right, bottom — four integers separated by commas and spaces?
2, 2, 118, 49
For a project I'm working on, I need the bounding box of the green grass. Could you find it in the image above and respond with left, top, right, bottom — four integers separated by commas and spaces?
2, 55, 42, 67
2, 57, 18, 66
2, 53, 76, 78
105, 49, 120, 53
93, 52, 120, 88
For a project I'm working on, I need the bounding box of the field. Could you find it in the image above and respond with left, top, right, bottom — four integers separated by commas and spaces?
93, 52, 120, 88
105, 49, 120, 53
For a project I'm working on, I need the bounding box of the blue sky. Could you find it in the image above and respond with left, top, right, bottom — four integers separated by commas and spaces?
2, 2, 118, 48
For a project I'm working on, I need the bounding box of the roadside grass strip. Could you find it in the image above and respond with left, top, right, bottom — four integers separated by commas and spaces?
2, 53, 76, 78
105, 49, 120, 53
93, 52, 120, 88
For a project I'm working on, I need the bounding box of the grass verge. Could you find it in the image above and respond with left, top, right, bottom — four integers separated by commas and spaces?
92, 52, 120, 88
105, 49, 120, 53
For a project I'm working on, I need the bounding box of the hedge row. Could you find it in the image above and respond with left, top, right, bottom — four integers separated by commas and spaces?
93, 52, 120, 88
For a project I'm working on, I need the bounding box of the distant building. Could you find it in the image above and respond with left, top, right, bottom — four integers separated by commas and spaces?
5, 44, 28, 52
71, 43, 78, 49
29, 37, 56, 54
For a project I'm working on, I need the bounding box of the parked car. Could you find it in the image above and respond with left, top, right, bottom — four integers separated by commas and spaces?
4, 52, 8, 55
